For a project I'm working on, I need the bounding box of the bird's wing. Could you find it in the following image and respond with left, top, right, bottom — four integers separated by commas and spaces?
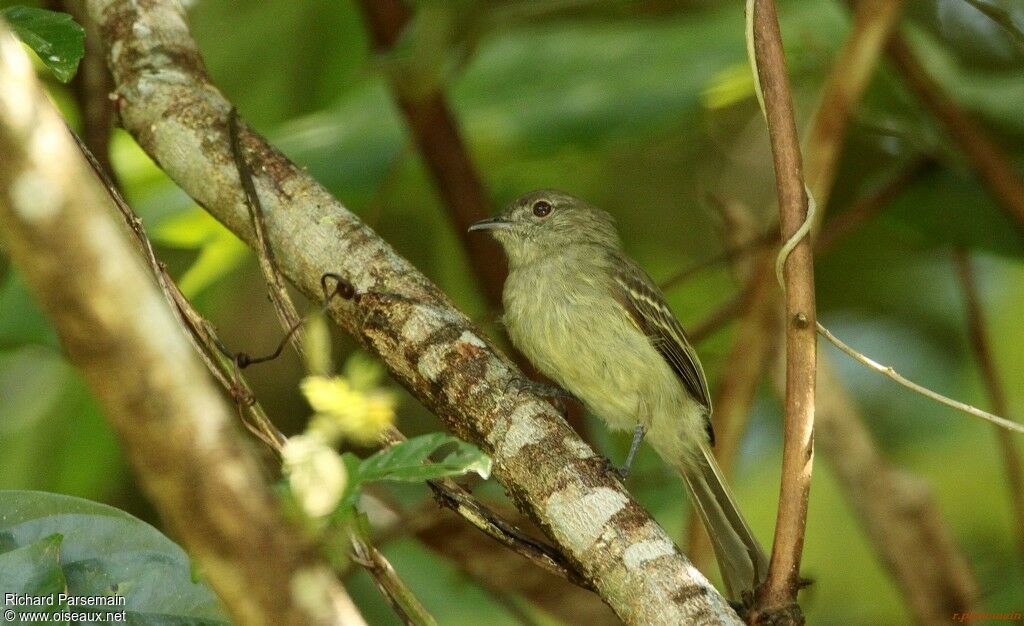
611, 260, 715, 443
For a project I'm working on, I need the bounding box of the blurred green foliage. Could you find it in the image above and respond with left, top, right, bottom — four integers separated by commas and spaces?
1, 0, 1023, 623
0, 491, 229, 623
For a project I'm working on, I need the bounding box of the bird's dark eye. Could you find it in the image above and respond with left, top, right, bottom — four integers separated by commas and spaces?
532, 200, 552, 217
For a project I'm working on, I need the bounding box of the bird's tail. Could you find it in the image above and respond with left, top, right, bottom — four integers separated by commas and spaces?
677, 442, 769, 602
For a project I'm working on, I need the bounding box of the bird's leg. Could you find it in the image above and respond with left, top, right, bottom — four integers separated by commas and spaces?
618, 424, 647, 479
506, 378, 577, 416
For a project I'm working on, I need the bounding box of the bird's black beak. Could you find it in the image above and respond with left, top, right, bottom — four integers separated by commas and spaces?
468, 216, 512, 233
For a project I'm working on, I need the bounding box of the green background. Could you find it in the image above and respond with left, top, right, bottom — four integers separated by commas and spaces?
1, 0, 1023, 623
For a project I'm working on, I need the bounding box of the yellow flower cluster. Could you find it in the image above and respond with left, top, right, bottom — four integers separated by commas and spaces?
301, 374, 396, 446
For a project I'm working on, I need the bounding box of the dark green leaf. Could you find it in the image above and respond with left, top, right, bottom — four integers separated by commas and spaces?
0, 534, 67, 623
0, 491, 229, 625
881, 167, 1024, 258
1, 6, 85, 83
0, 533, 66, 593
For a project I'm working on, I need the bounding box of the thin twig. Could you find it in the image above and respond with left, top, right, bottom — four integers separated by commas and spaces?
818, 323, 1024, 434
378, 427, 591, 590
70, 130, 288, 451
351, 531, 438, 626
747, 0, 816, 621
660, 230, 777, 292
228, 107, 306, 358
953, 250, 1024, 560
687, 292, 748, 344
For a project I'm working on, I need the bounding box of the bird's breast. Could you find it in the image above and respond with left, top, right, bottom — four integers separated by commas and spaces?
502, 266, 683, 432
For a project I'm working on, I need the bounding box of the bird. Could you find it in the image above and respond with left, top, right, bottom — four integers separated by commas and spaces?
469, 189, 768, 603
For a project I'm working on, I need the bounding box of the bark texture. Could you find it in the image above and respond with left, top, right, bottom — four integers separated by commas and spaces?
83, 0, 741, 622
0, 27, 365, 626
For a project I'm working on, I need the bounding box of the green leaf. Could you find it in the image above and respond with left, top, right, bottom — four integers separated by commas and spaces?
357, 433, 492, 484
0, 491, 230, 625
1, 6, 85, 83
0, 533, 66, 595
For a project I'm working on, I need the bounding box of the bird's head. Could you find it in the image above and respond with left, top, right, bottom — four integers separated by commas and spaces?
469, 189, 621, 266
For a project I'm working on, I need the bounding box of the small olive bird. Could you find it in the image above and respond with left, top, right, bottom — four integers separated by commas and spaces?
469, 189, 768, 602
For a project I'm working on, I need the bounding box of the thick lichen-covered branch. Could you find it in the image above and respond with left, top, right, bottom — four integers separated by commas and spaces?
83, 0, 740, 622
0, 27, 364, 626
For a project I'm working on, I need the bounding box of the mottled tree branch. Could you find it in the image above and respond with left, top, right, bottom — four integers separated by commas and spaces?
748, 1, 816, 621
354, 0, 591, 438
0, 28, 364, 626
83, 0, 740, 622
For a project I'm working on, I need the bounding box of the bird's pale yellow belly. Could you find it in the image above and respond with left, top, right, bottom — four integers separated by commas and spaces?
503, 268, 703, 447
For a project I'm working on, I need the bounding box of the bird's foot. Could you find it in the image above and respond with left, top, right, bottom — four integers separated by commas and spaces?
505, 378, 577, 417
614, 425, 647, 480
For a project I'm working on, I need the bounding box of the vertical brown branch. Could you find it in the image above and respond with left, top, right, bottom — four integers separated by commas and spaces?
953, 250, 1024, 561
886, 34, 1024, 234
355, 0, 590, 437
356, 0, 506, 308
749, 0, 817, 622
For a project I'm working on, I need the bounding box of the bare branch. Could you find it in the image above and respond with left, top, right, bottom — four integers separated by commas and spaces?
83, 0, 741, 621
350, 532, 437, 626
687, 287, 753, 345
70, 130, 287, 451
814, 157, 932, 255
748, 0, 816, 620
63, 0, 116, 179
660, 230, 777, 293
378, 427, 591, 590
952, 250, 1024, 558
354, 0, 591, 437
818, 323, 1024, 434
0, 28, 363, 626
411, 511, 619, 625
228, 107, 306, 358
